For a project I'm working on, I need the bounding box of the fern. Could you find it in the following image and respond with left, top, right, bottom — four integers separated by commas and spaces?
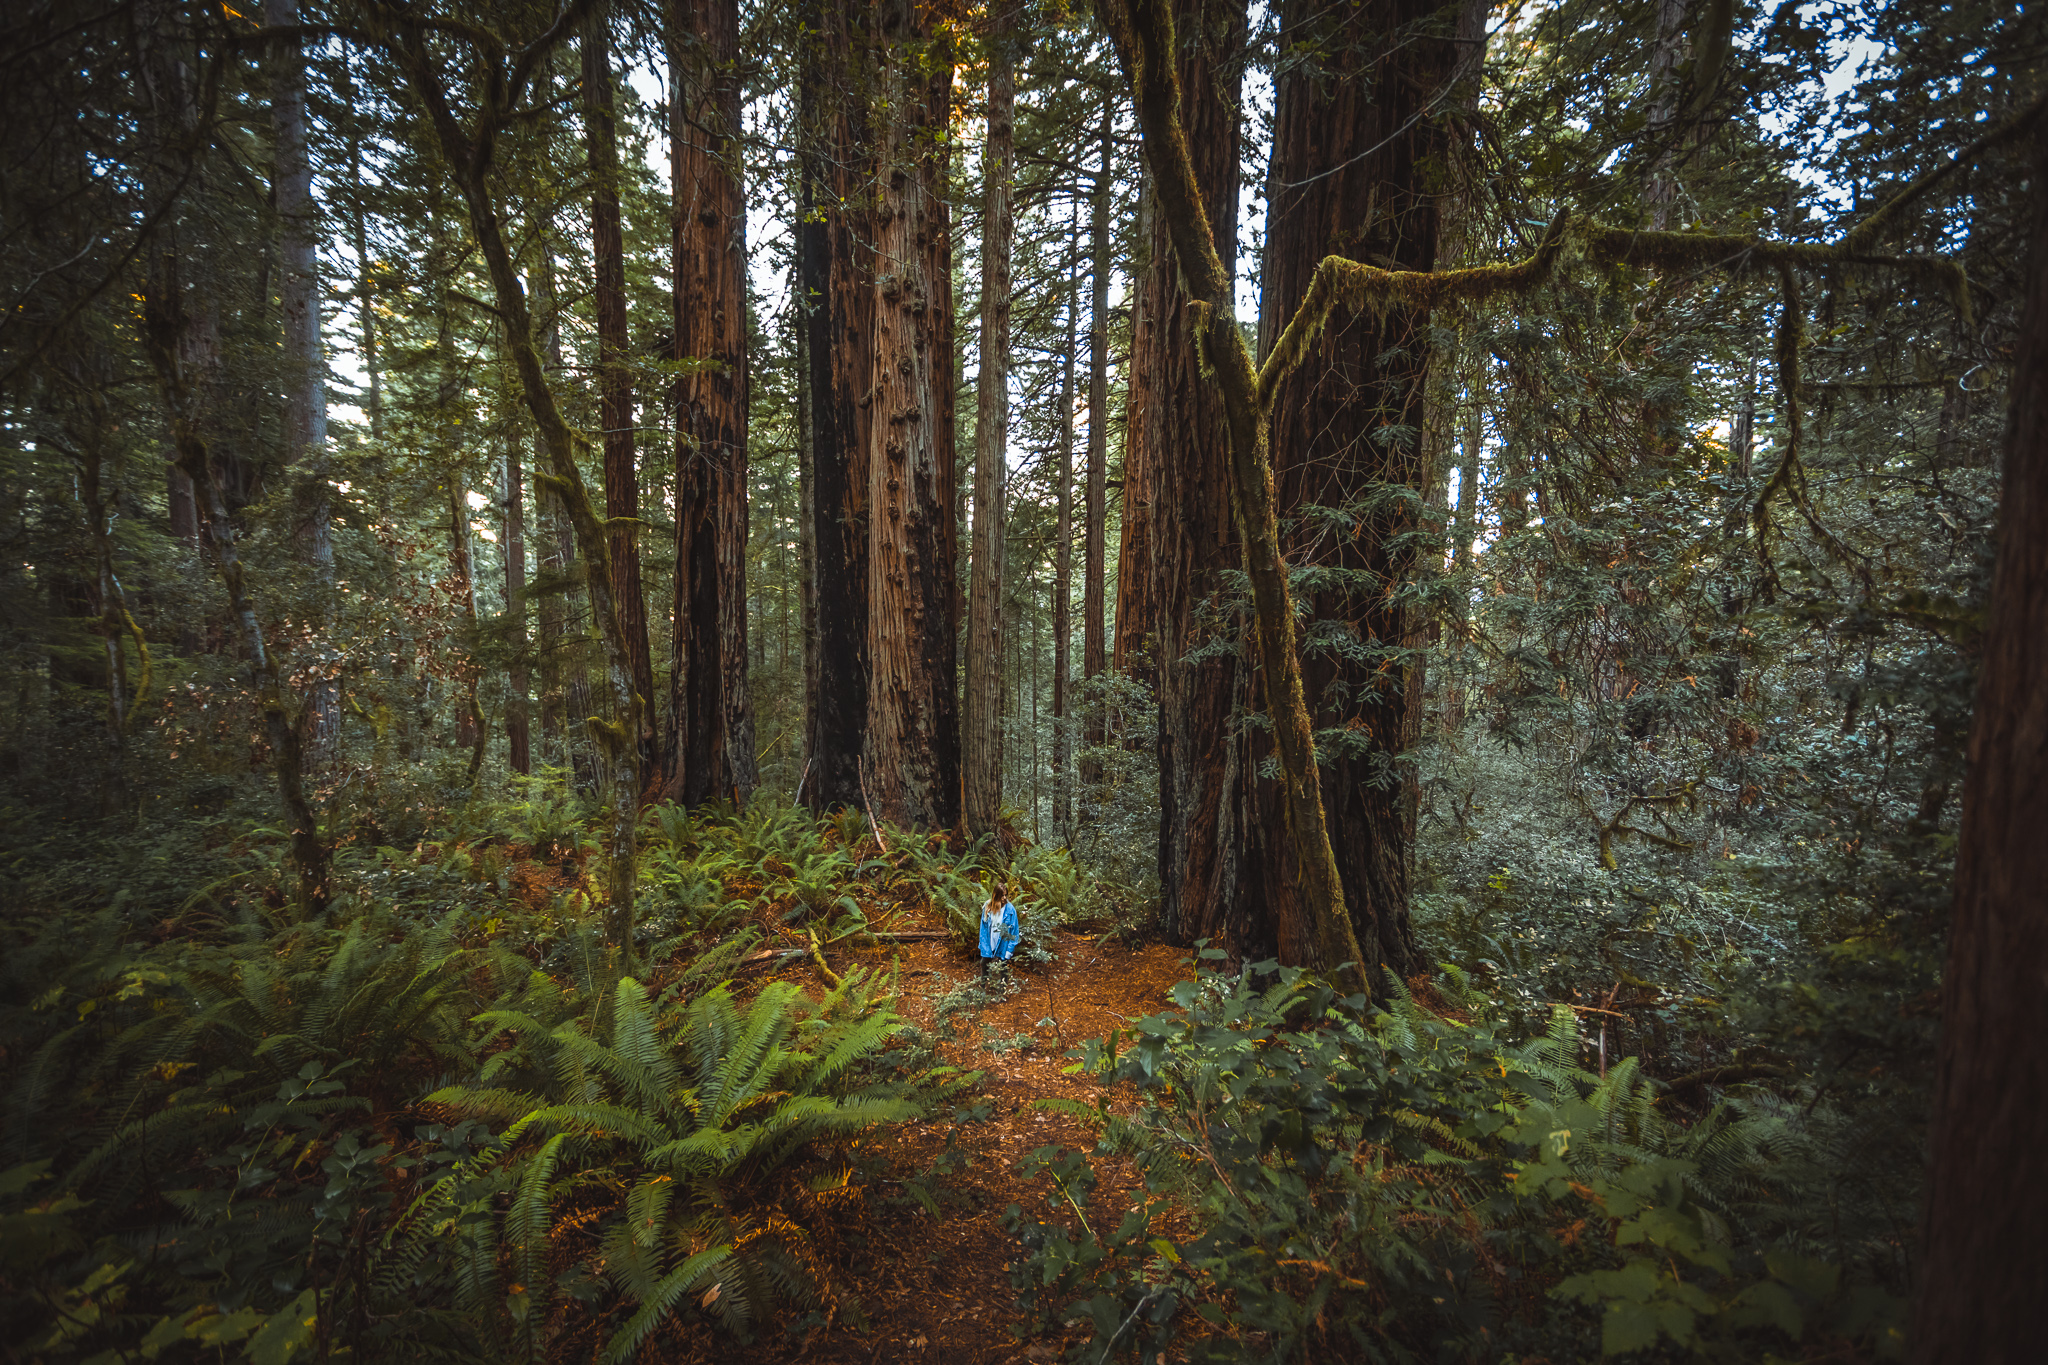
430, 970, 923, 1350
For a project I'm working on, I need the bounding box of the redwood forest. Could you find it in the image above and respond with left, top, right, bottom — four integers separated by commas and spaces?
2, 0, 2044, 1361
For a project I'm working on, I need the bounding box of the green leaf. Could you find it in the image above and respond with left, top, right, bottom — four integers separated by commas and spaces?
1601, 1299, 1662, 1354
248, 1289, 318, 1365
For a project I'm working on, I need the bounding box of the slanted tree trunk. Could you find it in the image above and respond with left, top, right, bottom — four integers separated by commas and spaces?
267, 0, 338, 759
862, 1, 960, 831
1911, 123, 2048, 1365
1053, 219, 1080, 841
963, 0, 1016, 838
667, 0, 756, 807
1080, 109, 1112, 783
1129, 0, 1251, 954
799, 0, 875, 813
584, 2, 656, 777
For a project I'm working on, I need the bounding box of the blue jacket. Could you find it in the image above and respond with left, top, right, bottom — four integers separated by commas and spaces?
979, 900, 1020, 960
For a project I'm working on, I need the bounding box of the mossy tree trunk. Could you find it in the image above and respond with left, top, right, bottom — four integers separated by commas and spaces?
1242, 0, 1452, 982
1125, 0, 1254, 958
1104, 0, 1368, 992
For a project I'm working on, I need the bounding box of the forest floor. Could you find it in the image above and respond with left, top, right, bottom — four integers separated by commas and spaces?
645, 888, 1195, 1365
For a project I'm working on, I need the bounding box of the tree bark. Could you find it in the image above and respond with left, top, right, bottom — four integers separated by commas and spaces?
1129, 0, 1250, 955
1104, 0, 1368, 993
667, 0, 756, 807
862, 1, 960, 831
584, 2, 656, 777
142, 270, 329, 912
799, 0, 875, 813
1080, 109, 1112, 780
963, 0, 1016, 837
1053, 218, 1080, 841
1911, 123, 2048, 1365
448, 479, 487, 781
1243, 0, 1452, 981
1112, 176, 1157, 684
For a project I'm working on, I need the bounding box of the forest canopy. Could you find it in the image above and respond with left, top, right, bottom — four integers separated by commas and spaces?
2, 0, 2043, 1361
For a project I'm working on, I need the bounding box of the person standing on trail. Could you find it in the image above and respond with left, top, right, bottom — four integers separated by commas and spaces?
980, 881, 1020, 983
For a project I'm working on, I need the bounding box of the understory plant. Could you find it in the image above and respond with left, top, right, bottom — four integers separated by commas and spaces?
1009, 955, 1905, 1363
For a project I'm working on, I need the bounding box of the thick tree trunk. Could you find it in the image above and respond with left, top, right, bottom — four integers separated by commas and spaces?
1053, 223, 1079, 840
862, 2, 960, 831
963, 0, 1016, 838
1239, 0, 1450, 981
1107, 0, 1367, 992
1080, 111, 1111, 779
267, 0, 337, 758
1911, 127, 2048, 1365
584, 3, 656, 778
1137, 0, 1250, 953
1112, 178, 1157, 683
667, 0, 756, 807
503, 437, 531, 776
799, 0, 874, 813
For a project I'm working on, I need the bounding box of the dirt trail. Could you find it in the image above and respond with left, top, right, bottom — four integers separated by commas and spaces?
658, 897, 1194, 1365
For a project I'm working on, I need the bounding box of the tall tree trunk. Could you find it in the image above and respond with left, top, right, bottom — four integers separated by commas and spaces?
1107, 0, 1370, 992
1080, 109, 1112, 781
268, 0, 338, 759
667, 0, 756, 807
1244, 0, 1451, 981
862, 0, 959, 831
1053, 218, 1079, 841
1112, 176, 1157, 683
1135, 0, 1250, 954
584, 2, 656, 779
799, 0, 875, 813
1643, 0, 1691, 231
963, 0, 1016, 838
1911, 123, 2048, 1365
504, 435, 531, 775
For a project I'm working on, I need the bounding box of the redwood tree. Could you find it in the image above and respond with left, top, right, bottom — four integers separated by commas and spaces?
1241, 0, 1454, 978
667, 0, 756, 806
861, 0, 960, 830
1911, 122, 2048, 1365
798, 0, 875, 813
964, 0, 1018, 838
1135, 0, 1252, 952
